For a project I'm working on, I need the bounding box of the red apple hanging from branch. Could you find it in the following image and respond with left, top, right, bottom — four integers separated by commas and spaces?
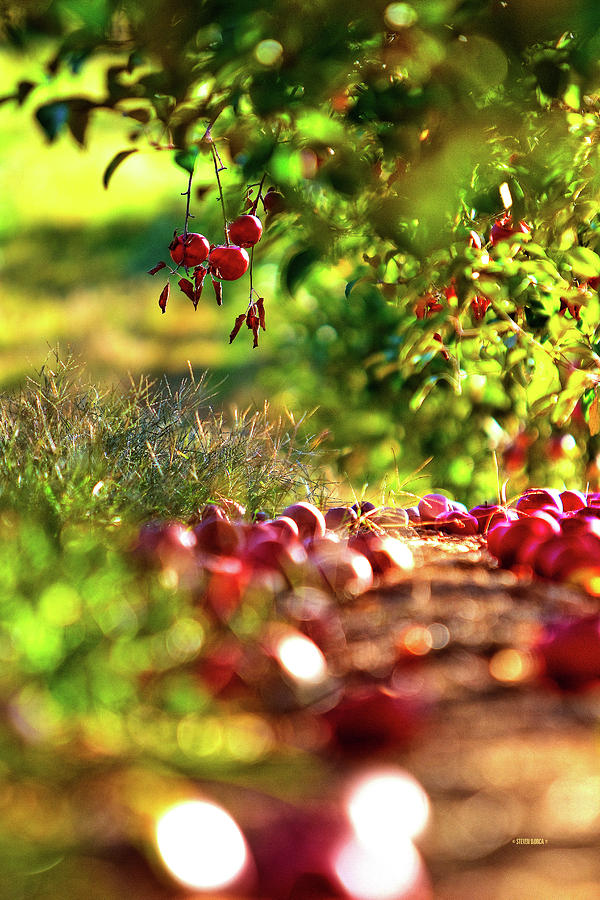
147, 136, 269, 343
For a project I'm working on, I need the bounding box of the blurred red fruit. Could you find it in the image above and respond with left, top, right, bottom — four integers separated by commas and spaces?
322, 685, 429, 756
193, 517, 243, 556
312, 543, 374, 600
325, 506, 358, 532
489, 216, 530, 245
537, 615, 600, 688
262, 188, 285, 214
486, 515, 560, 568
264, 516, 301, 544
281, 502, 327, 541
348, 533, 414, 584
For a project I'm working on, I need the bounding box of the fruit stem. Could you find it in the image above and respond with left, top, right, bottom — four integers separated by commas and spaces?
249, 244, 254, 301
208, 137, 230, 246
250, 173, 267, 215
182, 169, 193, 239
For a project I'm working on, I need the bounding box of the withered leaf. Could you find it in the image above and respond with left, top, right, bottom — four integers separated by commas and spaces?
158, 282, 170, 314
256, 296, 266, 330
212, 277, 223, 306
194, 266, 207, 307
229, 313, 246, 344
148, 261, 167, 275
246, 308, 260, 348
178, 277, 195, 303
589, 392, 600, 436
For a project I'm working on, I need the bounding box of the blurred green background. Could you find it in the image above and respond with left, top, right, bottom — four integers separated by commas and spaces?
0, 41, 591, 507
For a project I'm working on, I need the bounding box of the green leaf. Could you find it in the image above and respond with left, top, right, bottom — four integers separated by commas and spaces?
552, 368, 594, 426
102, 149, 138, 189
35, 102, 69, 142
173, 147, 199, 174
345, 278, 366, 298
410, 377, 436, 410
284, 248, 320, 295
565, 246, 600, 279
66, 99, 95, 147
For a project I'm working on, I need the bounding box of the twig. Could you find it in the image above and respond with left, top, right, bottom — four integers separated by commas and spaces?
182, 169, 194, 239
207, 135, 230, 245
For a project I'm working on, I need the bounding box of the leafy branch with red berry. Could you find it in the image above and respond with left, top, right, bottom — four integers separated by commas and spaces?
148, 135, 268, 348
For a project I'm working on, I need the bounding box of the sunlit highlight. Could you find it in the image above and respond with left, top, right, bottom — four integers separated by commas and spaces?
499, 181, 512, 209
334, 835, 422, 900
155, 799, 248, 890
347, 769, 430, 849
275, 632, 328, 684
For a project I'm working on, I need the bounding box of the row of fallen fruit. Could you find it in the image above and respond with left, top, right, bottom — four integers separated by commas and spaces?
133, 490, 600, 697
128, 490, 600, 898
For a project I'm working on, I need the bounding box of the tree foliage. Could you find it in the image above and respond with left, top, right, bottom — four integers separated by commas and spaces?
4, 0, 600, 433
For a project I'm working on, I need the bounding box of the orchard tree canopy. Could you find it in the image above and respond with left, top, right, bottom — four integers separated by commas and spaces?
5, 0, 600, 430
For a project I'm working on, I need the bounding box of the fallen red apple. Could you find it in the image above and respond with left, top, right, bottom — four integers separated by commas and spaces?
264, 516, 301, 544
433, 510, 479, 535
244, 535, 308, 578
486, 514, 560, 568
516, 488, 563, 514
531, 533, 600, 580
311, 543, 374, 600
202, 557, 250, 621
281, 501, 327, 541
405, 506, 421, 524
469, 504, 518, 533
364, 507, 410, 530
193, 517, 243, 556
348, 533, 414, 584
417, 494, 451, 520
559, 489, 587, 512
132, 520, 197, 569
325, 506, 359, 532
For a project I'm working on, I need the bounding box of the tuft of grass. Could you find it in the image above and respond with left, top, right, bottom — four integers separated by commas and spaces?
0, 350, 332, 526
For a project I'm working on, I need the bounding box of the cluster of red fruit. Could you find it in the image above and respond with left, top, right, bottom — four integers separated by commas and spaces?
149, 210, 270, 347
409, 488, 600, 691
414, 215, 531, 345
134, 500, 415, 622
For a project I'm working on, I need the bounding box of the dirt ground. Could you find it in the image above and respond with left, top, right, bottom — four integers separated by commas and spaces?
374, 534, 600, 900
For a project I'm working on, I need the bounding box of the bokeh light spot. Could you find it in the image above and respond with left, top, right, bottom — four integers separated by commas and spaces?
334, 835, 422, 900
255, 39, 283, 66
384, 3, 418, 29
155, 799, 248, 890
275, 632, 328, 684
347, 769, 430, 849
489, 648, 537, 683
399, 625, 432, 657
